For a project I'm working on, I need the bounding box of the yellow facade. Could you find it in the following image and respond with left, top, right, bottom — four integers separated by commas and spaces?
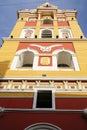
69, 19, 84, 38
1, 40, 87, 77
0, 2, 87, 96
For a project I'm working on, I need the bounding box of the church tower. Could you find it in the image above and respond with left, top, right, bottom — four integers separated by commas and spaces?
0, 2, 87, 130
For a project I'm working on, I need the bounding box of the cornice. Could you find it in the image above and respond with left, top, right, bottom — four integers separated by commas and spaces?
2, 37, 87, 43
1, 76, 87, 80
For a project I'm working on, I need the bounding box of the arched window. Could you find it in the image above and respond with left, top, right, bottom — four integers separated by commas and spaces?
22, 51, 34, 67
24, 123, 62, 130
11, 49, 39, 70
20, 28, 35, 38
24, 30, 33, 38
16, 51, 34, 68
41, 29, 52, 38
52, 49, 80, 71
43, 19, 53, 24
59, 28, 72, 38
57, 51, 73, 68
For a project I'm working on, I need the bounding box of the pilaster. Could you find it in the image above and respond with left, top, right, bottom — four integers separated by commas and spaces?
34, 13, 41, 38
53, 11, 58, 38
68, 17, 84, 38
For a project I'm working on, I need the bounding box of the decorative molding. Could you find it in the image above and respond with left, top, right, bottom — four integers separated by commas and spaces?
30, 44, 62, 52
2, 37, 87, 42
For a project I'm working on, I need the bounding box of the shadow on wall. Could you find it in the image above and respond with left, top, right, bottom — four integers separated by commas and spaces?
0, 61, 10, 77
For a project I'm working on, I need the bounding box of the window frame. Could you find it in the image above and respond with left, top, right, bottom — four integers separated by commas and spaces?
10, 49, 38, 70
39, 28, 54, 38
33, 89, 55, 110
57, 51, 73, 69
59, 28, 73, 38
20, 28, 35, 38
53, 49, 80, 71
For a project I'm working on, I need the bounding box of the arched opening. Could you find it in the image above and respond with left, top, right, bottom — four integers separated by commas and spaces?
22, 51, 34, 67
43, 19, 53, 24
20, 29, 34, 38
57, 51, 73, 68
17, 51, 34, 68
24, 29, 34, 38
59, 29, 72, 38
41, 29, 52, 38
24, 123, 62, 130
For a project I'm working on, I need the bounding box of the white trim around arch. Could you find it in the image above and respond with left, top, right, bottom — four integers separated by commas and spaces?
24, 123, 62, 130
53, 49, 80, 71
10, 48, 38, 70
59, 28, 73, 38
20, 28, 35, 38
10, 48, 80, 71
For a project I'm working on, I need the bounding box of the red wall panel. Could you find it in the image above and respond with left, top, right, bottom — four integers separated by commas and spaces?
17, 42, 75, 53
0, 98, 87, 130
58, 21, 69, 26
0, 111, 87, 130
25, 22, 37, 26
56, 97, 87, 109
0, 98, 33, 108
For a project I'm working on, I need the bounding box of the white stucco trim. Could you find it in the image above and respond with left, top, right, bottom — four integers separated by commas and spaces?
10, 47, 80, 71
10, 48, 38, 70
53, 48, 74, 55
16, 48, 38, 55
20, 28, 35, 38
10, 55, 19, 70
24, 123, 62, 130
72, 56, 80, 71
33, 55, 57, 70
59, 28, 73, 38
33, 55, 39, 70
53, 48, 80, 71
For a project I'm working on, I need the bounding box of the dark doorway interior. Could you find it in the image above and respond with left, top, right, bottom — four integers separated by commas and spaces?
36, 90, 52, 108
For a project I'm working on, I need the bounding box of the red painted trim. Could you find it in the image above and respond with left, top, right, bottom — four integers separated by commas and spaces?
41, 24, 53, 26
17, 42, 75, 53
38, 56, 52, 66
58, 21, 69, 26
25, 22, 37, 26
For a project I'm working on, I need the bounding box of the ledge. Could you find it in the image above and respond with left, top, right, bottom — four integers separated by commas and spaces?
2, 37, 87, 42
1, 76, 87, 80
0, 107, 87, 115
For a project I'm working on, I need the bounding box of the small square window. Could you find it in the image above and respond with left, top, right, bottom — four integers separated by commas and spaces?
36, 90, 52, 108
33, 90, 55, 109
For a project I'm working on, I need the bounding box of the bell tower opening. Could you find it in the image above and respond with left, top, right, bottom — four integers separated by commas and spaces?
15, 50, 34, 69
22, 51, 34, 67
57, 51, 73, 69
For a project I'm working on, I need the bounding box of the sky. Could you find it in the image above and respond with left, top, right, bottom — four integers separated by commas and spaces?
0, 0, 87, 45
